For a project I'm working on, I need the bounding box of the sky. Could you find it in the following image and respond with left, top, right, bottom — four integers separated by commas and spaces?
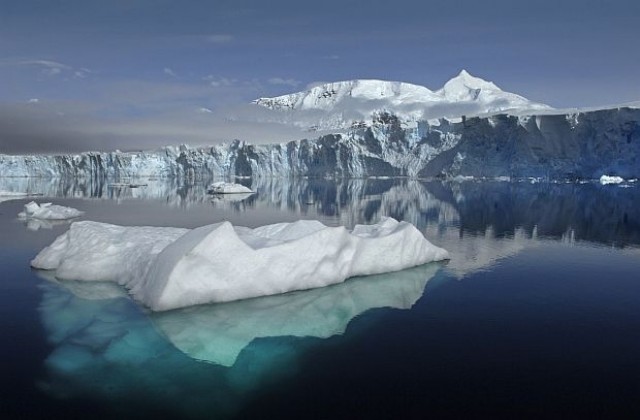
1, 0, 639, 153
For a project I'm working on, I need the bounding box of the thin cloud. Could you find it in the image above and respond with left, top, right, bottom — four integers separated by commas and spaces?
15, 59, 71, 70
1, 58, 91, 79
203, 75, 236, 87
164, 67, 178, 77
268, 77, 301, 87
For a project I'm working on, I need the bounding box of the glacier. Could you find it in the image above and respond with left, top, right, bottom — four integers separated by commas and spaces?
2, 107, 638, 180
31, 217, 449, 311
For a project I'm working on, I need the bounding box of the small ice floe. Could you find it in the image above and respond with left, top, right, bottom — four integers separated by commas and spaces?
451, 175, 475, 182
207, 181, 253, 194
599, 175, 624, 185
18, 201, 83, 220
31, 217, 449, 311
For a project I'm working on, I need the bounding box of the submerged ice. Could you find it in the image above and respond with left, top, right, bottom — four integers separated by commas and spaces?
34, 258, 442, 417
153, 263, 440, 366
31, 217, 449, 311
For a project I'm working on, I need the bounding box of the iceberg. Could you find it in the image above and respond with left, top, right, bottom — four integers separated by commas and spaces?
31, 217, 449, 311
207, 181, 253, 194
18, 201, 84, 220
599, 175, 624, 185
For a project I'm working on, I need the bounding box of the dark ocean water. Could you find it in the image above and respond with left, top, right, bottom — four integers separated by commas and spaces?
1, 178, 639, 419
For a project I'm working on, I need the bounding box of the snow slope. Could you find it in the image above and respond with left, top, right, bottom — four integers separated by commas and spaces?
253, 70, 551, 130
31, 218, 449, 311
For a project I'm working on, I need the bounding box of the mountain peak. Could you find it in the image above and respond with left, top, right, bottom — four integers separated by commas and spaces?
438, 70, 501, 101
252, 71, 552, 130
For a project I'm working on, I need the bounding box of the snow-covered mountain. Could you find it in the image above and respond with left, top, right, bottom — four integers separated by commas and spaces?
253, 70, 551, 130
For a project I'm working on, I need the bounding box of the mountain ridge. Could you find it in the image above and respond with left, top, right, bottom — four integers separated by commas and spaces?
252, 70, 552, 130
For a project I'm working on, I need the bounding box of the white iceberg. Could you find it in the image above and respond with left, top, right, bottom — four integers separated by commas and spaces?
31, 217, 449, 311
207, 181, 253, 194
600, 175, 624, 185
18, 201, 84, 220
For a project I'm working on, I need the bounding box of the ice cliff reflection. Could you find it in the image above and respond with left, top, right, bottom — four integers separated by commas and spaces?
5, 175, 639, 246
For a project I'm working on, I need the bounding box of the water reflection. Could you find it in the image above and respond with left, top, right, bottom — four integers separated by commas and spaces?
152, 263, 440, 367
36, 280, 241, 418
18, 174, 640, 417
34, 263, 442, 416
4, 175, 638, 247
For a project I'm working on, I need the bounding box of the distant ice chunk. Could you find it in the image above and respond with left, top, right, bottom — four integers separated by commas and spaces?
207, 182, 253, 194
18, 201, 84, 220
32, 218, 449, 311
599, 175, 624, 185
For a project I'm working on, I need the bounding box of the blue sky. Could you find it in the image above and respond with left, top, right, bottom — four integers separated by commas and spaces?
1, 0, 639, 152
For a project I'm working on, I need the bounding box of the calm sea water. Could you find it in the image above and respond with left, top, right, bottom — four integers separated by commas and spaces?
1, 177, 639, 419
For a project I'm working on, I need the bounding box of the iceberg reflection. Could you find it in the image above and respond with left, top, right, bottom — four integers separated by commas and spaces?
34, 262, 443, 414
152, 263, 441, 367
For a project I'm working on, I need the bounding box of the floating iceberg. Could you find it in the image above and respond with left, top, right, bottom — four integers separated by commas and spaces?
18, 201, 84, 220
600, 175, 624, 185
31, 217, 449, 311
207, 181, 253, 194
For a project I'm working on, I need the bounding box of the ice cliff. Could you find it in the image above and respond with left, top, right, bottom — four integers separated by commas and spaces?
1, 107, 639, 180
